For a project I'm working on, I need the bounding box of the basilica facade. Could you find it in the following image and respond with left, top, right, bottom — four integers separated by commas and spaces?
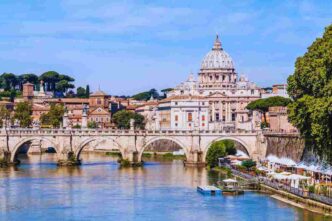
141, 36, 262, 131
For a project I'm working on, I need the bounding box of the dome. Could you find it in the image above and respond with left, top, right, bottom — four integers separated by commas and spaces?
201, 35, 234, 70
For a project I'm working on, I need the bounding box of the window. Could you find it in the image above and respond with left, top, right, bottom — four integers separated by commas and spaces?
175, 115, 178, 121
175, 123, 178, 127
232, 113, 236, 121
175, 102, 178, 105
210, 76, 213, 81
97, 99, 102, 105
188, 113, 193, 122
189, 123, 191, 127
251, 89, 255, 95
202, 115, 205, 121
223, 116, 226, 121
202, 102, 205, 105
215, 113, 220, 121
241, 116, 244, 122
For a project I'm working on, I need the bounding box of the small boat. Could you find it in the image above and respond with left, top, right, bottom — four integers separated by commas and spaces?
197, 185, 222, 196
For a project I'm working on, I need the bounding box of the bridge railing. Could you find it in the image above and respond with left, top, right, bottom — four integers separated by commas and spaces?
0, 128, 259, 136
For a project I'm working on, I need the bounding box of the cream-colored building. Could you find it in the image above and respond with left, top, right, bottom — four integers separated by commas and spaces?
144, 35, 262, 131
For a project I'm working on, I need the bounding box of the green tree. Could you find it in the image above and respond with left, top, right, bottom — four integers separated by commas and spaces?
223, 140, 237, 155
40, 104, 65, 128
88, 121, 98, 128
86, 85, 90, 98
39, 71, 60, 91
14, 102, 32, 127
18, 73, 38, 90
76, 87, 86, 98
132, 88, 160, 101
287, 24, 332, 163
0, 73, 18, 91
206, 141, 227, 168
241, 159, 256, 171
0, 106, 11, 127
246, 96, 292, 124
112, 110, 145, 129
55, 80, 75, 93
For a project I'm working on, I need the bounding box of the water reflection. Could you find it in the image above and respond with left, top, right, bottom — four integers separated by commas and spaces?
0, 153, 330, 221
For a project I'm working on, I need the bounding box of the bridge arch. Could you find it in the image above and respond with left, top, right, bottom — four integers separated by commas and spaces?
139, 136, 189, 161
10, 137, 59, 163
75, 137, 124, 160
203, 136, 252, 161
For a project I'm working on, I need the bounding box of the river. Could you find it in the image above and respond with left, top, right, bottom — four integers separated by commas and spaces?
0, 153, 330, 221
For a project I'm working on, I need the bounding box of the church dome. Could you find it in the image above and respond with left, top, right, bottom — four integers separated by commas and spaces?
201, 35, 234, 70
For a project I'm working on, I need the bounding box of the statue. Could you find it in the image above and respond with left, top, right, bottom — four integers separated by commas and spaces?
130, 119, 135, 130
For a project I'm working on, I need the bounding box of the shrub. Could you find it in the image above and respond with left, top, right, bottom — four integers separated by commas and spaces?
241, 159, 256, 171
206, 141, 227, 168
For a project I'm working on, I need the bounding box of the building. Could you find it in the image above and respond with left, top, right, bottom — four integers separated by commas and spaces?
144, 35, 261, 131
268, 106, 298, 133
261, 84, 289, 98
88, 90, 112, 128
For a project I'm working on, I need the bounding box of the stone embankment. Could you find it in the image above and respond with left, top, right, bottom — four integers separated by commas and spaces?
231, 169, 332, 216
263, 132, 305, 162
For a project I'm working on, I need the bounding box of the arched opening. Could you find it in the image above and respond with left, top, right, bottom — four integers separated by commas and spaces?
204, 137, 251, 166
11, 138, 58, 165
76, 138, 123, 165
140, 138, 188, 164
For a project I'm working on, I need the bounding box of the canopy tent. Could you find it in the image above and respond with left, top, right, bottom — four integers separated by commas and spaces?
223, 179, 237, 183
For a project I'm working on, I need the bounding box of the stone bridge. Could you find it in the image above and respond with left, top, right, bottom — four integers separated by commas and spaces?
0, 128, 267, 166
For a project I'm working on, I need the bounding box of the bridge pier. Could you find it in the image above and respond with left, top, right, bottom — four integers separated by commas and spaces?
184, 150, 206, 167
0, 150, 12, 167
57, 151, 81, 166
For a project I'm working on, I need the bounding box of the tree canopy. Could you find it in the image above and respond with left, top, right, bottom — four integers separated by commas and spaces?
287, 24, 332, 163
132, 88, 160, 101
13, 102, 32, 127
40, 104, 65, 128
112, 110, 145, 129
246, 96, 292, 125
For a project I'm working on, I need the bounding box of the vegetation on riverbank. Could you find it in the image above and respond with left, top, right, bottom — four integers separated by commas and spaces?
287, 24, 332, 164
206, 140, 236, 168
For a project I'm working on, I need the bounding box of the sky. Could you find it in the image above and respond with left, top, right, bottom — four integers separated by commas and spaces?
0, 0, 331, 95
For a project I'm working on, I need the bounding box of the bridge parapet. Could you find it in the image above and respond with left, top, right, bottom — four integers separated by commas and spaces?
0, 128, 259, 136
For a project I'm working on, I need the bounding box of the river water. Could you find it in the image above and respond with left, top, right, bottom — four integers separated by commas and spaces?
0, 153, 330, 221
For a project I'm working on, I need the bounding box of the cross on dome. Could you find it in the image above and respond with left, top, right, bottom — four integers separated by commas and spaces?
212, 34, 222, 50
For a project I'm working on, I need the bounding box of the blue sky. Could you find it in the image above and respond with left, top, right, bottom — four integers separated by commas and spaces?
0, 0, 331, 95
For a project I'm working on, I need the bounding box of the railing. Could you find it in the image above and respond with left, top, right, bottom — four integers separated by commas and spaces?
230, 168, 332, 206
0, 128, 259, 136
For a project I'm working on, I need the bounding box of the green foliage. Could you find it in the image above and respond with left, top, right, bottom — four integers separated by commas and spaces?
246, 96, 292, 122
223, 140, 237, 155
206, 141, 227, 168
241, 159, 256, 171
88, 121, 98, 128
287, 24, 332, 163
73, 124, 81, 129
39, 71, 75, 93
76, 87, 87, 98
55, 80, 75, 93
86, 85, 90, 98
308, 185, 315, 193
132, 88, 159, 101
14, 101, 32, 127
0, 106, 11, 127
112, 110, 145, 129
0, 73, 18, 91
40, 104, 64, 128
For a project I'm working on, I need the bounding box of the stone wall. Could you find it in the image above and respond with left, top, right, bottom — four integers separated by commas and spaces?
144, 140, 181, 152
264, 133, 305, 162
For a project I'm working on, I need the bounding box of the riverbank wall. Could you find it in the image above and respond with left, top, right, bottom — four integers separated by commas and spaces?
231, 169, 332, 216
260, 184, 332, 216
263, 132, 305, 162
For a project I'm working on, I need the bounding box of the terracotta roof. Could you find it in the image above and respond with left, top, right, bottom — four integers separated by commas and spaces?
47, 98, 89, 103
90, 90, 107, 96
159, 95, 205, 103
